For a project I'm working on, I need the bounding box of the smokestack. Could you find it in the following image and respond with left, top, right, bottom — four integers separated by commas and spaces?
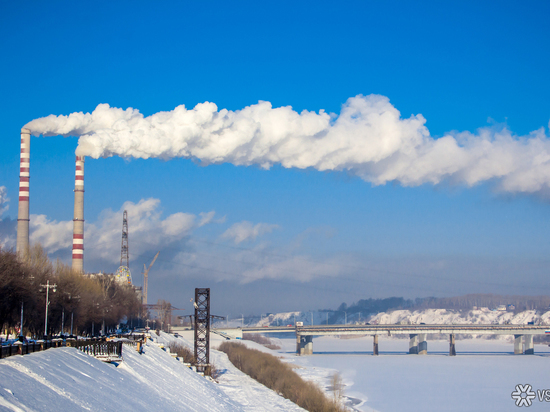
16, 128, 31, 257
72, 156, 85, 272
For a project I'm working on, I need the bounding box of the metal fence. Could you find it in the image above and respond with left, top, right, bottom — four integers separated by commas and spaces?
0, 339, 64, 359
0, 334, 147, 361
71, 339, 123, 359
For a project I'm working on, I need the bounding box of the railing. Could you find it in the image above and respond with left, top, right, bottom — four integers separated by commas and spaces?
71, 339, 123, 359
0, 334, 147, 361
0, 338, 64, 359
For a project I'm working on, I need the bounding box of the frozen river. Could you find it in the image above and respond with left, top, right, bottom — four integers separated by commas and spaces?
271, 336, 550, 412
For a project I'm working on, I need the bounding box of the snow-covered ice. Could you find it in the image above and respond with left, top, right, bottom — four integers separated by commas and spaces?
276, 336, 550, 412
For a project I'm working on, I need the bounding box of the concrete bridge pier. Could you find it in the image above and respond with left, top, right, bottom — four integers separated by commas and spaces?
418, 334, 428, 355
524, 335, 534, 355
297, 335, 313, 355
409, 334, 419, 354
449, 334, 456, 356
373, 335, 379, 355
305, 336, 313, 355
514, 335, 524, 355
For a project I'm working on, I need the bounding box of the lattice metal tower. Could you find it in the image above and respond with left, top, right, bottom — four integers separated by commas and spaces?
121, 210, 129, 267
194, 288, 210, 372
115, 210, 132, 284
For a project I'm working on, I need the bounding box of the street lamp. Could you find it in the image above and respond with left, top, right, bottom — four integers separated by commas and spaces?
40, 280, 57, 340
344, 311, 347, 325
19, 301, 24, 342
63, 293, 80, 337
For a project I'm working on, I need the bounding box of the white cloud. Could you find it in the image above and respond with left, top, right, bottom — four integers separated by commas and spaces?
30, 215, 73, 253
0, 186, 9, 216
198, 211, 220, 227
24, 95, 550, 196
25, 198, 218, 267
221, 221, 279, 244
239, 254, 342, 283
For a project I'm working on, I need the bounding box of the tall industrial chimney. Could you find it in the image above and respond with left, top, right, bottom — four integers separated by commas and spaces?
72, 156, 85, 272
16, 128, 31, 257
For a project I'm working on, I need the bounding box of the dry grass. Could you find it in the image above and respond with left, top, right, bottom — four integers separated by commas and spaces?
168, 342, 221, 379
242, 333, 282, 350
168, 342, 195, 364
219, 342, 347, 412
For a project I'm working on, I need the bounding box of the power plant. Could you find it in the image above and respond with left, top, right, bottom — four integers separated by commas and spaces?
16, 130, 87, 273
15, 128, 162, 313
72, 156, 85, 272
16, 128, 31, 257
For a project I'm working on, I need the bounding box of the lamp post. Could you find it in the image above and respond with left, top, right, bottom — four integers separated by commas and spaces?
344, 311, 347, 325
241, 314, 244, 328
19, 301, 24, 342
40, 280, 57, 340
63, 292, 80, 337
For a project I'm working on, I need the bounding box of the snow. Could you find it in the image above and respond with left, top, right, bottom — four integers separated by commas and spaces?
275, 336, 550, 411
369, 308, 545, 326
3, 307, 550, 411
0, 334, 303, 411
156, 331, 305, 411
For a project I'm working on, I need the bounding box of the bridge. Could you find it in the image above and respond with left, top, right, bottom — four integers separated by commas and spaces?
236, 324, 550, 356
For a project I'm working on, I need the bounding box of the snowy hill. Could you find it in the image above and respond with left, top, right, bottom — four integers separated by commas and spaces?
368, 308, 550, 325
244, 308, 550, 328
0, 334, 304, 411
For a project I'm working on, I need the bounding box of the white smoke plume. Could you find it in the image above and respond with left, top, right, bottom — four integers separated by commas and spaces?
25, 95, 550, 194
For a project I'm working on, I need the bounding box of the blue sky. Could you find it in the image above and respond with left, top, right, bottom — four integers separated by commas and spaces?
1, 1, 550, 315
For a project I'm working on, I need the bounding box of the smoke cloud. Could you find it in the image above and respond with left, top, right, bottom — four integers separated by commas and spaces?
25, 95, 550, 194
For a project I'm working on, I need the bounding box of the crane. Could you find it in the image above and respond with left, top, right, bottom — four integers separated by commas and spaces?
142, 251, 159, 305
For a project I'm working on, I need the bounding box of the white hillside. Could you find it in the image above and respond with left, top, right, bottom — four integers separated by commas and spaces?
0, 335, 305, 411
250, 308, 550, 327
369, 308, 548, 325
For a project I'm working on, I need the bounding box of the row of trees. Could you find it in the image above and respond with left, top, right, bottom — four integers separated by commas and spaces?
0, 245, 143, 338
410, 294, 550, 312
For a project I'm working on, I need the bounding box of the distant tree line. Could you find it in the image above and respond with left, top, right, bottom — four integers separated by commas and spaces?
409, 294, 550, 312
0, 245, 143, 338
330, 297, 411, 323
330, 294, 550, 322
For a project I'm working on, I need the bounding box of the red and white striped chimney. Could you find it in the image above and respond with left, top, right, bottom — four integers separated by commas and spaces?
72, 156, 85, 272
16, 128, 31, 257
